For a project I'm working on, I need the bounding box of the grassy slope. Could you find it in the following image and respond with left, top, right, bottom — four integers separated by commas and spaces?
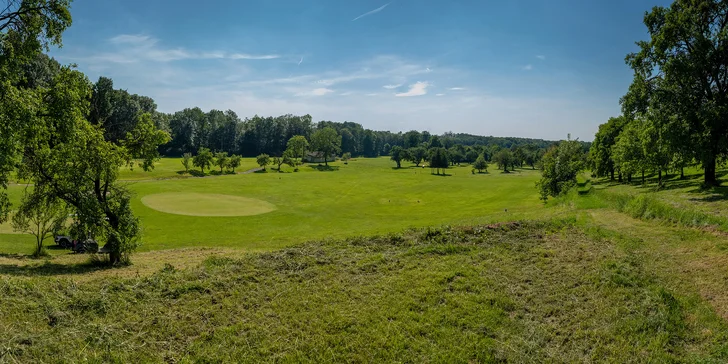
3, 221, 728, 362
0, 158, 544, 254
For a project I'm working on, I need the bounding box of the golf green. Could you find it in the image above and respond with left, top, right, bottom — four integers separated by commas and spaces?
141, 192, 277, 217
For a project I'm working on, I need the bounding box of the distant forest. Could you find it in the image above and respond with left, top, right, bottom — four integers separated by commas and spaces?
27, 54, 580, 160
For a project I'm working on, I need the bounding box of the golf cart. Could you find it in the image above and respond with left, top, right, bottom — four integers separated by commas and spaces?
54, 234, 99, 253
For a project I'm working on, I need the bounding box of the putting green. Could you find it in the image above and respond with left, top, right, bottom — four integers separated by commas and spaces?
141, 193, 276, 217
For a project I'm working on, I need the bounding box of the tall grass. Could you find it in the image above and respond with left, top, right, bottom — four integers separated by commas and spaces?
595, 190, 728, 230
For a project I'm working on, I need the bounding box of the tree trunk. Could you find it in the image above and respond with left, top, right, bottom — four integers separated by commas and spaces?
627, 174, 632, 183
610, 169, 615, 181
658, 169, 662, 186
642, 170, 645, 184
618, 173, 622, 183
680, 167, 684, 179
705, 153, 717, 186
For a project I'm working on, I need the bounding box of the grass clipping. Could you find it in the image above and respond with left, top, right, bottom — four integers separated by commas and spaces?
2, 220, 728, 362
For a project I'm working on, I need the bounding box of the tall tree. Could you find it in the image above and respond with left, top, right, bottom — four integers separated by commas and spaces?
390, 145, 406, 168
536, 138, 585, 201
286, 135, 309, 165
429, 147, 450, 175
622, 0, 728, 185
193, 147, 213, 172
12, 187, 67, 257
310, 127, 341, 166
590, 116, 628, 180
0, 0, 73, 222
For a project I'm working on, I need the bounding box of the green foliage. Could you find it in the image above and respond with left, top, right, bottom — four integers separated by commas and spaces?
536, 138, 585, 201
622, 0, 728, 185
228, 154, 241, 172
214, 152, 228, 172
181, 153, 192, 173
590, 116, 627, 179
473, 154, 488, 173
611, 120, 645, 181
492, 149, 515, 172
428, 147, 450, 175
389, 145, 406, 168
12, 188, 67, 257
342, 152, 351, 163
0, 0, 73, 222
310, 127, 341, 166
286, 135, 308, 165
193, 147, 214, 172
256, 153, 270, 170
407, 146, 427, 166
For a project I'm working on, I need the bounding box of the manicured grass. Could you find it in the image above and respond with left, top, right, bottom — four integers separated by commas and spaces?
1, 158, 545, 253
118, 157, 260, 181
3, 220, 727, 362
141, 192, 277, 216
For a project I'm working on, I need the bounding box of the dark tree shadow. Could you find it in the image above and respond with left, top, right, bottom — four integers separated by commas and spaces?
0, 260, 112, 277
254, 169, 269, 173
309, 165, 339, 171
188, 170, 206, 177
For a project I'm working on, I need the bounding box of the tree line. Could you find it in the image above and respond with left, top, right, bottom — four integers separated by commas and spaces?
590, 0, 728, 187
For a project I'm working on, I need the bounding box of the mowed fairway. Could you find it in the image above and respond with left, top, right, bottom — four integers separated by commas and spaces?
0, 157, 544, 253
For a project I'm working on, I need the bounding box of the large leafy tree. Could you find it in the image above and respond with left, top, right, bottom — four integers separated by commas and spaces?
590, 116, 628, 180
16, 67, 169, 265
390, 145, 406, 168
310, 127, 341, 166
537, 138, 585, 201
285, 135, 308, 165
429, 147, 450, 175
1, 0, 73, 222
623, 0, 728, 185
612, 119, 647, 183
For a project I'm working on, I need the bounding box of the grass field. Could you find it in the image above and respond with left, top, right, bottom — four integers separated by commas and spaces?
5, 159, 728, 361
0, 157, 545, 254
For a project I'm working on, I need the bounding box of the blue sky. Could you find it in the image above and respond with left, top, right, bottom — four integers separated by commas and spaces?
50, 0, 672, 141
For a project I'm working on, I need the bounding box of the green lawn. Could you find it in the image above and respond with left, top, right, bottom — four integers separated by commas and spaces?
3, 220, 728, 362
0, 158, 544, 254
6, 159, 728, 361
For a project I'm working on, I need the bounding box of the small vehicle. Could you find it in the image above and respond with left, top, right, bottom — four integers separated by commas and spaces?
72, 239, 99, 254
54, 235, 74, 248
54, 235, 99, 254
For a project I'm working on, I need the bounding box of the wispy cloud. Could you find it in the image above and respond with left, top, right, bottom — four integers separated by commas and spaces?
536, 55, 546, 60
68, 34, 280, 63
448, 87, 466, 91
436, 93, 445, 96
229, 53, 280, 60
523, 64, 533, 71
298, 57, 304, 66
297, 88, 334, 97
352, 3, 390, 21
383, 83, 402, 89
395, 81, 429, 97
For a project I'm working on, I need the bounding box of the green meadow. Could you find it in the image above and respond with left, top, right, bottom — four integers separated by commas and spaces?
0, 157, 544, 253
6, 160, 728, 361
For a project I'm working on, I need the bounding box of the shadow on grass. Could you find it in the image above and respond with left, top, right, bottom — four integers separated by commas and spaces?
0, 259, 111, 277
309, 165, 339, 172
188, 170, 206, 177
254, 169, 269, 174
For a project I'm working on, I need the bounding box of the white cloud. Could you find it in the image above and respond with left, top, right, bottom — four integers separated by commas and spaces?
448, 87, 466, 91
229, 53, 280, 60
436, 93, 445, 96
352, 3, 390, 21
395, 81, 429, 97
383, 84, 402, 89
523, 64, 533, 71
109, 34, 152, 44
70, 34, 279, 63
536, 55, 546, 60
296, 88, 334, 97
